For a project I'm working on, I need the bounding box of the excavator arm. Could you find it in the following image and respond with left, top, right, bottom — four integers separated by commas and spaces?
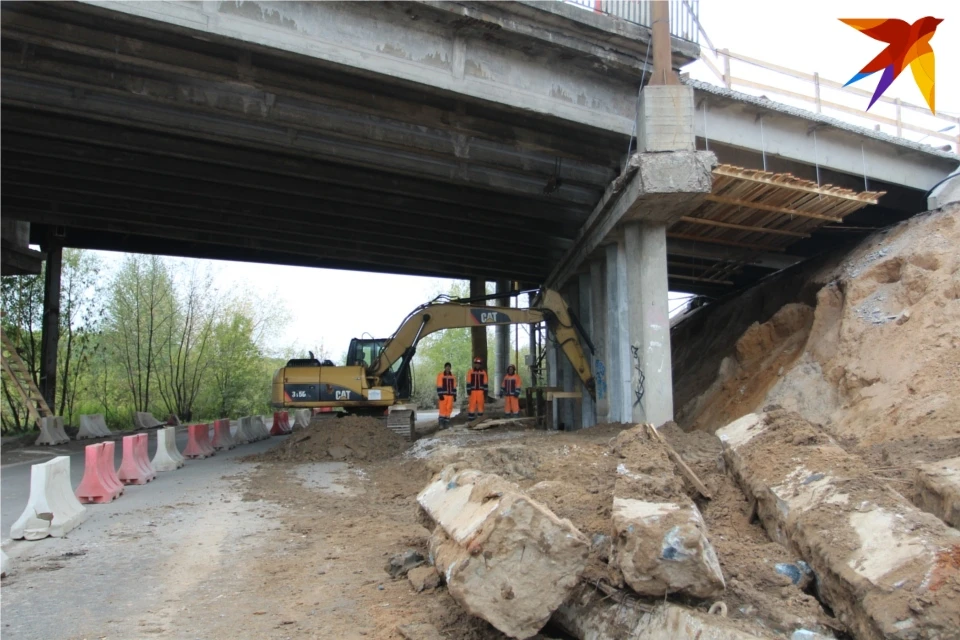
370, 288, 595, 399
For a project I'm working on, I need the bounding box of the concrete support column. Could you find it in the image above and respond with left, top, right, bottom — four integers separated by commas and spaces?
546, 324, 558, 430
577, 272, 596, 428
604, 244, 623, 423
623, 222, 674, 426
39, 240, 62, 411
528, 291, 538, 388
590, 259, 608, 423
494, 280, 510, 389
559, 281, 579, 430
469, 278, 488, 372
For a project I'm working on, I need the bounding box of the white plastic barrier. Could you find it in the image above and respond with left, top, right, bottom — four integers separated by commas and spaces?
35, 416, 70, 446
77, 414, 111, 439
134, 411, 164, 430
253, 415, 271, 441
293, 409, 311, 430
151, 426, 185, 472
231, 419, 249, 445
11, 456, 88, 540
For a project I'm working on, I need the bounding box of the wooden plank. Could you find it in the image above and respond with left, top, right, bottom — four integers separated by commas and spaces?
545, 391, 584, 401
712, 166, 884, 203
645, 423, 712, 500
704, 194, 843, 222
468, 417, 534, 431
669, 273, 733, 285
679, 215, 810, 238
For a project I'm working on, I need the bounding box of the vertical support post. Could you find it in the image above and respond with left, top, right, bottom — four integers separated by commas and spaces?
721, 48, 731, 89
615, 240, 632, 422
895, 99, 902, 137
528, 291, 538, 389
650, 1, 680, 85
40, 238, 63, 411
494, 280, 510, 391
546, 323, 558, 430
814, 72, 822, 113
559, 281, 579, 431
604, 244, 622, 423
469, 278, 487, 373
623, 222, 674, 426
590, 259, 608, 423
577, 272, 596, 428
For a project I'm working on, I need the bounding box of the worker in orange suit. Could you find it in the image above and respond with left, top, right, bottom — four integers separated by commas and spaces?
466, 357, 488, 420
436, 362, 457, 428
499, 364, 522, 418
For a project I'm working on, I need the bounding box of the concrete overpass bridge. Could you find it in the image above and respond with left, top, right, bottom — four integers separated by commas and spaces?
3, 0, 958, 429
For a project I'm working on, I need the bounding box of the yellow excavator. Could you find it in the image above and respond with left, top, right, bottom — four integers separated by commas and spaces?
271, 288, 595, 438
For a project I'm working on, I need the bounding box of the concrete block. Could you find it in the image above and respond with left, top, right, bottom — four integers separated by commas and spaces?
152, 426, 184, 471
419, 466, 589, 639
11, 456, 88, 540
35, 415, 69, 445
610, 426, 724, 598
914, 456, 960, 528
75, 443, 122, 503
637, 85, 696, 153
556, 591, 776, 640
621, 151, 715, 226
77, 414, 111, 439
134, 411, 164, 430
407, 565, 441, 592
718, 411, 960, 640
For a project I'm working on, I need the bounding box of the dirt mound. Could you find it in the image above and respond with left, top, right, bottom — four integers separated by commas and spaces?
249, 415, 409, 463
677, 206, 960, 457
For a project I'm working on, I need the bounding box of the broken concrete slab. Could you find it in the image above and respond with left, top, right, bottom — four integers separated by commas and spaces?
718, 411, 960, 640
914, 456, 960, 528
407, 565, 441, 592
555, 588, 777, 640
419, 466, 589, 639
611, 426, 725, 598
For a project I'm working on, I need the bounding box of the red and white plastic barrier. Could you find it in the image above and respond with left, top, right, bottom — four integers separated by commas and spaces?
99, 440, 124, 497
270, 411, 292, 436
212, 419, 235, 450
35, 416, 70, 446
183, 423, 215, 459
117, 434, 155, 484
152, 426, 184, 471
77, 414, 111, 439
11, 456, 88, 540
76, 443, 122, 504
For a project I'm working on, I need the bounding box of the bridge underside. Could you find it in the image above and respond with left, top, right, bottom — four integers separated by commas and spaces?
2, 2, 951, 297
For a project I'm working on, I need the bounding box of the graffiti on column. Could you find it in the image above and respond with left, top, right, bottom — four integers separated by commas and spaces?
594, 359, 607, 400
630, 344, 645, 407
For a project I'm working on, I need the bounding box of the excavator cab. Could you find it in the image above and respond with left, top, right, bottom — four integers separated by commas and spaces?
346, 337, 413, 399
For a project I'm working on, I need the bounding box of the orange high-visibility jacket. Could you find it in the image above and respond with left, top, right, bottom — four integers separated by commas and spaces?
501, 374, 522, 397
436, 372, 457, 397
466, 369, 488, 392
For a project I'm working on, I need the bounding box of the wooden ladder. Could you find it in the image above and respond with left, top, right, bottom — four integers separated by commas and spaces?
0, 326, 52, 428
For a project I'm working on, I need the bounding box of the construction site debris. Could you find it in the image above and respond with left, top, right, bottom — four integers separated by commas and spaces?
397, 622, 447, 640
611, 426, 724, 598
251, 415, 409, 463
386, 550, 426, 579
913, 457, 960, 528
719, 410, 960, 640
419, 466, 589, 639
647, 423, 712, 499
468, 417, 536, 431
408, 565, 442, 592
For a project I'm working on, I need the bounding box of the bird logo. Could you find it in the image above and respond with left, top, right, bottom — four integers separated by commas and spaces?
840, 17, 943, 115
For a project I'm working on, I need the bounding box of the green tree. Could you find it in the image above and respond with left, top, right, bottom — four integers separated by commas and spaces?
57, 249, 105, 423
107, 255, 176, 412
0, 270, 44, 432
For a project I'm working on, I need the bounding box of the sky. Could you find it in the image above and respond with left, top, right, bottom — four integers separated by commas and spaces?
66, 1, 960, 357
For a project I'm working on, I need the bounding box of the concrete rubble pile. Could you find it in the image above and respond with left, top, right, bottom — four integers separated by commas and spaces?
413, 424, 755, 640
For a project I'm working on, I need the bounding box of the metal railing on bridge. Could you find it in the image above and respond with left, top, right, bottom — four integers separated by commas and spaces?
562, 0, 700, 44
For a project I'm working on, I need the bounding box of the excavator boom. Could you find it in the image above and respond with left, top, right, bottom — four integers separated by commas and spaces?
371, 288, 595, 398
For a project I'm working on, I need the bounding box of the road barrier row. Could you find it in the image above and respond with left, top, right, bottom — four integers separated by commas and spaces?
10, 414, 285, 542
270, 411, 292, 436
